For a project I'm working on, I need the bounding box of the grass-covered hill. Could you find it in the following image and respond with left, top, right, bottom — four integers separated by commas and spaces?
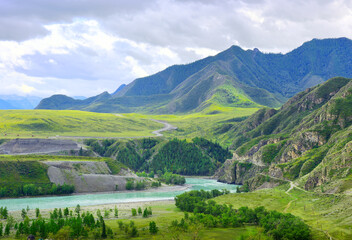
37, 37, 352, 114
0, 110, 163, 138
214, 77, 352, 194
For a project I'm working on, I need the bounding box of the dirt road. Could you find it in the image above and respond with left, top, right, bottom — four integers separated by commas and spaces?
151, 119, 177, 136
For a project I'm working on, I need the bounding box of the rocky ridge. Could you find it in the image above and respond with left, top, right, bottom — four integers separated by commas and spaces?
214, 77, 352, 193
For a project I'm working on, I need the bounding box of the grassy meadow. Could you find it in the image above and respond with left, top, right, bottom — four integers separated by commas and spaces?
0, 110, 163, 138
0, 107, 260, 146
0, 200, 270, 240
215, 186, 352, 240
126, 105, 260, 145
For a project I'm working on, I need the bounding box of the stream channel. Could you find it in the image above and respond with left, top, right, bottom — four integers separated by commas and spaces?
0, 178, 239, 211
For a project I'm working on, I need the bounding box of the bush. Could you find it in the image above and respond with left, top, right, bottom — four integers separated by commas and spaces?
131, 208, 137, 216
135, 181, 146, 190
149, 221, 158, 234
158, 172, 185, 185
125, 180, 134, 190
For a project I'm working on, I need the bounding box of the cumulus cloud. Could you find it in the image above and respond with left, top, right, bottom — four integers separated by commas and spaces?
0, 0, 351, 97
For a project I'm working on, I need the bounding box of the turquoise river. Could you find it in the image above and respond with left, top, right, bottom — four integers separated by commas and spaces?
0, 178, 239, 211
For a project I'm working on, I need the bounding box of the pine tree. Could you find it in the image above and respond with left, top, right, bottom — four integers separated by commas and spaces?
149, 221, 158, 234
35, 208, 40, 218
75, 204, 81, 215
21, 209, 27, 219
131, 208, 137, 216
58, 208, 63, 218
101, 216, 107, 239
114, 206, 118, 217
4, 223, 9, 236
0, 222, 3, 236
2, 207, 8, 219
64, 207, 69, 217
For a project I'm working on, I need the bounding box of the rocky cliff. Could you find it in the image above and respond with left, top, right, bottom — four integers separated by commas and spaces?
0, 138, 80, 154
215, 77, 352, 193
44, 161, 144, 193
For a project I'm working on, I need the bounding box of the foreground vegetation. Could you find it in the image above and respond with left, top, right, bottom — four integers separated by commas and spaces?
0, 189, 316, 240
216, 186, 352, 240
175, 190, 310, 240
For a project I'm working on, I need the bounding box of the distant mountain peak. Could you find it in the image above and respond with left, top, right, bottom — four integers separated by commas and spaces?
37, 37, 352, 114
112, 84, 126, 95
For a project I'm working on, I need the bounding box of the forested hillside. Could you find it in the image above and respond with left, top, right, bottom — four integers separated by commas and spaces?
84, 137, 231, 176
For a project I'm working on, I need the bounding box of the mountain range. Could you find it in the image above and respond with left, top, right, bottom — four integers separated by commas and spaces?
36, 37, 352, 114
0, 95, 42, 109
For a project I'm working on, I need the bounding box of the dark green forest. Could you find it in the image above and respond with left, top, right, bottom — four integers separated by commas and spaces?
85, 137, 231, 176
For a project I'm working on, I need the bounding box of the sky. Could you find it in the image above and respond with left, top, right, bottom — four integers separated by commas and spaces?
0, 0, 351, 98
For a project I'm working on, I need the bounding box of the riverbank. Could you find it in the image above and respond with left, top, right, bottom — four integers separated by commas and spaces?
0, 178, 239, 211
72, 183, 191, 196
0, 183, 190, 200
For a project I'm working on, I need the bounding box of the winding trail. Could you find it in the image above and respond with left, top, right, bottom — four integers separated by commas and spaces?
150, 119, 178, 137
261, 173, 334, 239
1, 120, 177, 155
47, 119, 177, 139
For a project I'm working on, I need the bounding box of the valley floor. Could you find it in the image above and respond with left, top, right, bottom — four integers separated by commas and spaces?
215, 185, 352, 240
2, 185, 350, 239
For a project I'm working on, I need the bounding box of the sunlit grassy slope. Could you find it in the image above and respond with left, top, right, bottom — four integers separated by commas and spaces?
215, 186, 352, 240
126, 105, 260, 144
0, 110, 163, 138
0, 105, 259, 141
104, 204, 270, 240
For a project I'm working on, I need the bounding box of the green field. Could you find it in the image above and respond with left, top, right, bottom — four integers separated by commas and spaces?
0, 110, 163, 138
127, 105, 260, 145
215, 186, 352, 240
0, 108, 259, 142
0, 201, 271, 240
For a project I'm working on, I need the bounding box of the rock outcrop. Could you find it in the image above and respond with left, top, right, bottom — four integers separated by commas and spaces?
216, 77, 352, 192
0, 138, 79, 154
44, 161, 141, 193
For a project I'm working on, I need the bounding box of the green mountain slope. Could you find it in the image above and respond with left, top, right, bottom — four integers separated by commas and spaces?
84, 137, 231, 176
214, 77, 352, 194
37, 38, 352, 113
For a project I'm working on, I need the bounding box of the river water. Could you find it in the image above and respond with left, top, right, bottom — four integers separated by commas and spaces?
0, 178, 238, 211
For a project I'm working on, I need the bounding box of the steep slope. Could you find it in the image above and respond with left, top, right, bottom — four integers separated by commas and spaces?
37, 38, 352, 113
215, 77, 352, 194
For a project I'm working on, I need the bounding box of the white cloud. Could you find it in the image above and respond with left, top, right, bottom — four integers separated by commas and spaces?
0, 0, 351, 97
20, 84, 35, 94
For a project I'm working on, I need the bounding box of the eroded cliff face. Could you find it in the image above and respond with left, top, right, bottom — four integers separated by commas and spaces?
44, 161, 141, 193
304, 138, 352, 192
214, 153, 264, 185
0, 139, 80, 154
215, 78, 352, 192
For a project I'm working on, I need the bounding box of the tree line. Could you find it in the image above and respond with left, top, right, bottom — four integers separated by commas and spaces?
0, 204, 157, 239
0, 183, 74, 198
174, 190, 311, 240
